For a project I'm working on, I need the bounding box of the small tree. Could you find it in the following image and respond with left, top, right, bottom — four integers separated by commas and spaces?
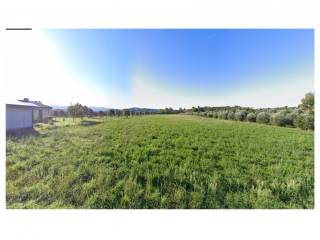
270, 112, 285, 126
283, 113, 294, 127
295, 113, 314, 130
109, 109, 115, 117
256, 112, 270, 124
123, 109, 130, 118
304, 114, 314, 130
218, 111, 228, 120
299, 92, 314, 114
289, 109, 300, 127
246, 112, 256, 122
235, 110, 247, 121
68, 104, 77, 122
297, 92, 314, 130
83, 105, 89, 118
227, 111, 235, 120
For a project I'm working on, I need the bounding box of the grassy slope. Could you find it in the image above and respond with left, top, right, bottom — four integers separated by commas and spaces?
6, 115, 314, 209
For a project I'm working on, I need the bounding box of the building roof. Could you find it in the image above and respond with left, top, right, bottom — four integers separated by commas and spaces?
28, 101, 52, 109
19, 99, 52, 109
6, 99, 52, 109
6, 99, 39, 108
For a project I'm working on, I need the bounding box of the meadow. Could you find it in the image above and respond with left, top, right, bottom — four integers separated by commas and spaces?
6, 115, 314, 209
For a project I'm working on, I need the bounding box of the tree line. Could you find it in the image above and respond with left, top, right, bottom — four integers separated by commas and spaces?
51, 104, 158, 121
50, 92, 314, 130
159, 107, 185, 114
186, 92, 314, 130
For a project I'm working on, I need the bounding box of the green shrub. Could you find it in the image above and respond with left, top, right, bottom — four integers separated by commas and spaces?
218, 111, 228, 120
270, 111, 294, 127
246, 113, 256, 122
295, 114, 314, 130
299, 92, 314, 115
256, 112, 270, 124
199, 112, 206, 117
283, 113, 294, 127
235, 110, 247, 121
271, 112, 287, 127
294, 114, 304, 129
227, 112, 235, 120
304, 114, 314, 130
212, 112, 218, 118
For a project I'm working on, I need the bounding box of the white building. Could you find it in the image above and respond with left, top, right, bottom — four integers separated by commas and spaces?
6, 98, 52, 131
19, 98, 52, 123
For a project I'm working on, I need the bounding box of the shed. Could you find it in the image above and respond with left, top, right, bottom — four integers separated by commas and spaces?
6, 98, 53, 131
6, 100, 38, 131
19, 98, 52, 123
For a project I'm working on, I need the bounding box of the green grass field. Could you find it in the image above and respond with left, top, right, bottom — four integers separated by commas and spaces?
6, 115, 314, 209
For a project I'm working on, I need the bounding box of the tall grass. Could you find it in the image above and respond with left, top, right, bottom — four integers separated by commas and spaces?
6, 115, 314, 208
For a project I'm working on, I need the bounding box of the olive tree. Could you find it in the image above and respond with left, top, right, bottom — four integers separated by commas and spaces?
270, 112, 287, 126
294, 113, 314, 130
256, 112, 270, 124
212, 111, 218, 118
218, 111, 228, 120
246, 112, 256, 122
235, 110, 247, 121
299, 92, 314, 114
227, 111, 235, 120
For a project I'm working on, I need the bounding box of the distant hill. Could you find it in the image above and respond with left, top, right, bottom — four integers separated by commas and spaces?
50, 105, 110, 112
50, 105, 69, 111
50, 105, 159, 113
89, 107, 111, 112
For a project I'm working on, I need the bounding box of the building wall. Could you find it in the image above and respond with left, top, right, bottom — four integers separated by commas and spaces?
33, 108, 50, 123
42, 109, 50, 121
33, 109, 40, 122
6, 105, 33, 130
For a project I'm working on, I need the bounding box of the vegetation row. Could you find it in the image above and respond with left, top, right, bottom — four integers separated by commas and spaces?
186, 92, 314, 130
51, 93, 314, 131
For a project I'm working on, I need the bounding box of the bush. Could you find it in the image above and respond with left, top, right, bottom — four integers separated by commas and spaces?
218, 111, 228, 120
299, 92, 314, 114
246, 113, 256, 122
295, 113, 314, 130
294, 114, 303, 128
289, 109, 304, 128
270, 112, 287, 126
212, 112, 218, 118
199, 112, 206, 117
256, 112, 270, 124
304, 114, 314, 130
208, 112, 213, 118
283, 113, 294, 127
270, 111, 295, 127
227, 111, 235, 120
235, 110, 247, 121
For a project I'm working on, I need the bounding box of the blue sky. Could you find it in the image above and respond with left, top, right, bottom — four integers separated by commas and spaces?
5, 29, 314, 108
